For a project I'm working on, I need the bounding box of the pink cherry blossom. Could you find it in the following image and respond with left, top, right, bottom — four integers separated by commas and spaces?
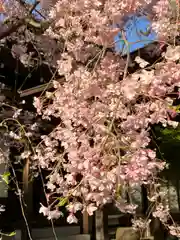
67, 213, 78, 224
30, 0, 180, 236
86, 203, 97, 216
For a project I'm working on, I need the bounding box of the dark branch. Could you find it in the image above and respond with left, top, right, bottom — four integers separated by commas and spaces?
0, 19, 25, 41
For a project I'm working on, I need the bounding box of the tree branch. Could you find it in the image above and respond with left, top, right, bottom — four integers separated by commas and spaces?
0, 19, 25, 41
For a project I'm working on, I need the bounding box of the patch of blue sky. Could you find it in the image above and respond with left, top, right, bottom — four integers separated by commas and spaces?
114, 14, 157, 55
25, 0, 44, 20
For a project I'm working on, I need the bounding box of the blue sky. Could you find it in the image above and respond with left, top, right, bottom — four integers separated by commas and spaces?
114, 14, 157, 55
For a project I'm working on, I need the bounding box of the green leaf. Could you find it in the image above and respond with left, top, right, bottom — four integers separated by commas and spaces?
57, 197, 68, 207
1, 172, 10, 185
8, 232, 16, 236
175, 135, 180, 140
161, 128, 174, 135
25, 18, 42, 28
0, 231, 16, 236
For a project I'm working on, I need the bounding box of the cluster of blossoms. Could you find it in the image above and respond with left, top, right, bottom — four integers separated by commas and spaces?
29, 0, 180, 234
1, 0, 26, 18
34, 49, 180, 224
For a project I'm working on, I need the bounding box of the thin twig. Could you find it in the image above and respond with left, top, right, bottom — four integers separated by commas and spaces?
10, 163, 33, 240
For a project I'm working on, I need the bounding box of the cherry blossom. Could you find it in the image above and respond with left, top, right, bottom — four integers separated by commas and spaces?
30, 0, 180, 236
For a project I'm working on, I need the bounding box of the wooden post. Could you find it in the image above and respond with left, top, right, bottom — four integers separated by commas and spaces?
83, 211, 89, 234
80, 210, 93, 239
95, 208, 108, 240
95, 209, 104, 240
